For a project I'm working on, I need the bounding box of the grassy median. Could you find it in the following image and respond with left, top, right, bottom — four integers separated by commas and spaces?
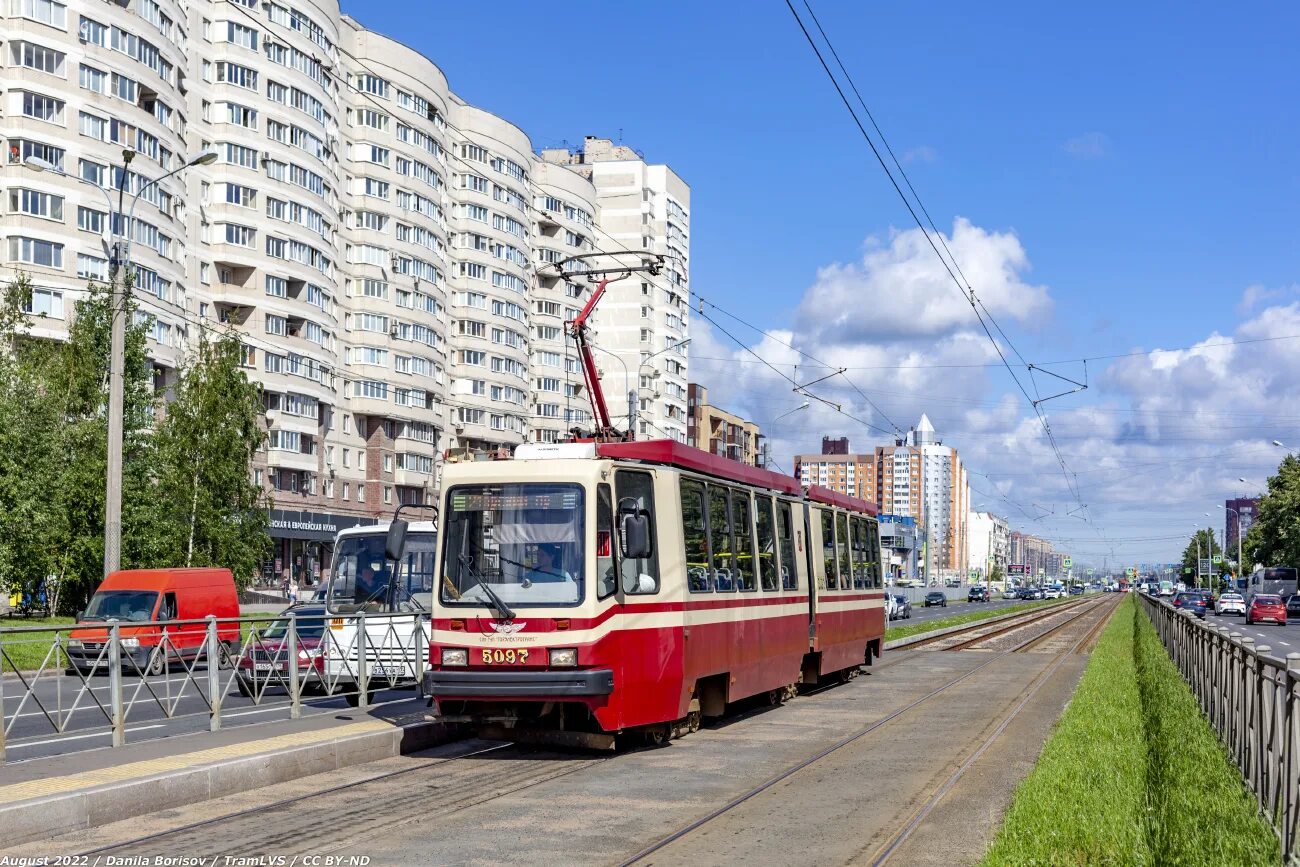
885, 597, 1074, 642
981, 595, 1279, 866
0, 616, 75, 673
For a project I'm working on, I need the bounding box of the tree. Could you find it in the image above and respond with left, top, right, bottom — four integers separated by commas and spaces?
1180, 529, 1222, 588
150, 329, 271, 588
1243, 454, 1300, 572
989, 564, 1005, 584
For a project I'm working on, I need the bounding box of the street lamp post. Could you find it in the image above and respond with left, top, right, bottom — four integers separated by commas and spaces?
633, 337, 691, 439
24, 148, 216, 577
1222, 504, 1245, 587
760, 401, 809, 469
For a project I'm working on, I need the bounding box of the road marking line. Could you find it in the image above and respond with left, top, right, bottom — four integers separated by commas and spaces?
7, 724, 167, 749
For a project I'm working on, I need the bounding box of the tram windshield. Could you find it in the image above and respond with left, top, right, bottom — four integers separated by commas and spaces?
441, 483, 585, 608
326, 531, 436, 615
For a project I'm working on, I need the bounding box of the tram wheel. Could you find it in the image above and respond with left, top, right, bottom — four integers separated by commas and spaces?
687, 711, 701, 734
767, 688, 782, 706
643, 725, 670, 747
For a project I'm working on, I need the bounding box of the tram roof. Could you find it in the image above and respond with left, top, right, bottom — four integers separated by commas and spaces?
594, 440, 879, 515
597, 439, 803, 495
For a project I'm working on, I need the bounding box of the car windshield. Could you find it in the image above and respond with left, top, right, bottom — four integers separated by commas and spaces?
82, 590, 158, 622
327, 531, 436, 615
441, 483, 586, 608
261, 609, 328, 640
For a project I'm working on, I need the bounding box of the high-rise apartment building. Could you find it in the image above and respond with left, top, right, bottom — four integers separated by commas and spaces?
0, 0, 684, 580
1225, 497, 1259, 561
686, 383, 761, 466
794, 441, 875, 501
968, 510, 1010, 583
541, 137, 690, 443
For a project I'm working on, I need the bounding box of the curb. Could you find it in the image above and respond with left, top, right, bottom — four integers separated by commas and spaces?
884, 598, 1085, 651
0, 716, 459, 846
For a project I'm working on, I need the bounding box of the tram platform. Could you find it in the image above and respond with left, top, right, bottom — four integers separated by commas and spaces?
0, 703, 453, 846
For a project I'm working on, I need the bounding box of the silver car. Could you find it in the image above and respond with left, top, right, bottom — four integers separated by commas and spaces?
1216, 592, 1246, 616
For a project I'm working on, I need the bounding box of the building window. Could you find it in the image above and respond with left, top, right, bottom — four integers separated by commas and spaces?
7, 236, 63, 268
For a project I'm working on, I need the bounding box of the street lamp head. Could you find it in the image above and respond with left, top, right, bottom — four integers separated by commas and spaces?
797, 401, 810, 410
1238, 477, 1248, 484
23, 156, 55, 173
121, 148, 136, 165
188, 149, 219, 167
1273, 440, 1285, 448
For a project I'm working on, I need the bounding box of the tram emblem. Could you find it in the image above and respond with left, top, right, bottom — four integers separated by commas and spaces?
489, 620, 527, 634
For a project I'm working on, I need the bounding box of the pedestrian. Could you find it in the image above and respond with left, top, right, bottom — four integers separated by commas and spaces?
288, 581, 299, 605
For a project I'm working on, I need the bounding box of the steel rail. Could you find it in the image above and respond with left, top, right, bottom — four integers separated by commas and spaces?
618, 595, 1116, 865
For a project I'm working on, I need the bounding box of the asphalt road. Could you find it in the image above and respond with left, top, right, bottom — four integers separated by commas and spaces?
1, 667, 421, 763
888, 594, 1036, 624
1188, 606, 1300, 663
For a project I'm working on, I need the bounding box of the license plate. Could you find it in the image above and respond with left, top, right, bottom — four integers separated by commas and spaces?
480, 648, 530, 665
369, 665, 404, 677
254, 663, 280, 672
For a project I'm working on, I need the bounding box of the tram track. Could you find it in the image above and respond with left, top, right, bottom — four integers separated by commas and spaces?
71, 740, 609, 858
618, 595, 1119, 866
57, 597, 1116, 862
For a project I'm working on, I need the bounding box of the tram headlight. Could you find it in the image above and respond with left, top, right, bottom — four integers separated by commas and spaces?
548, 648, 577, 667
441, 648, 468, 666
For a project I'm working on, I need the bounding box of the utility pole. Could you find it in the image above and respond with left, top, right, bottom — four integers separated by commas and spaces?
627, 389, 637, 439
103, 150, 133, 579
23, 148, 217, 577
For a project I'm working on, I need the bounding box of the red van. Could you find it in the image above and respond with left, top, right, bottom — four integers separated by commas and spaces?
67, 568, 241, 675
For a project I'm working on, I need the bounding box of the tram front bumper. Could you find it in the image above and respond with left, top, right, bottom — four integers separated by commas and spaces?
424, 668, 615, 697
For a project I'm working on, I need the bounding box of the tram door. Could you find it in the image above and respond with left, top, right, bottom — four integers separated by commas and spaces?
803, 504, 818, 644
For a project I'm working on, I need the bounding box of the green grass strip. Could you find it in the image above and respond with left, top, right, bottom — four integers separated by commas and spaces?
982, 595, 1280, 866
885, 597, 1075, 642
981, 594, 1148, 866
0, 616, 75, 673
1134, 604, 1278, 865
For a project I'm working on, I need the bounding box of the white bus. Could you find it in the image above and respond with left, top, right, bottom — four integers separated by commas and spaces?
321, 519, 436, 705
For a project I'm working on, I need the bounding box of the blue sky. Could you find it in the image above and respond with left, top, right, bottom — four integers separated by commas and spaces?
347, 1, 1300, 565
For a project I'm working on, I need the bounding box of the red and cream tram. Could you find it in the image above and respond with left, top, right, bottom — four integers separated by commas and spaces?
425, 439, 886, 747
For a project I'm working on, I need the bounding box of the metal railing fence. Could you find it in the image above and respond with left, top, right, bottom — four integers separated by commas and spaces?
1138, 593, 1296, 857
0, 611, 428, 762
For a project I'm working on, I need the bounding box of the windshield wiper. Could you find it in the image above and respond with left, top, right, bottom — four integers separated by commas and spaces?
457, 553, 515, 621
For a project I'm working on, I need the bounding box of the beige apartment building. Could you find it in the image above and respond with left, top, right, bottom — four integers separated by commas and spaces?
0, 0, 687, 581
686, 383, 761, 466
541, 138, 691, 443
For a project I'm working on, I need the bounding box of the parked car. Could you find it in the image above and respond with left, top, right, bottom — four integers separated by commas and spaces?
67, 568, 240, 676
1002, 587, 1018, 599
1215, 592, 1246, 616
1043, 585, 1064, 600
967, 586, 989, 603
1247, 594, 1288, 626
924, 591, 948, 608
1069, 584, 1085, 596
891, 594, 913, 620
1018, 586, 1044, 600
236, 604, 329, 696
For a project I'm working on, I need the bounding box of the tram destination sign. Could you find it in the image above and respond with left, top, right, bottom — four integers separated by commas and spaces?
452, 489, 579, 512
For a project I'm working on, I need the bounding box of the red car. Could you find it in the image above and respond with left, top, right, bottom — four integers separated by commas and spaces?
236, 604, 329, 696
1246, 594, 1287, 626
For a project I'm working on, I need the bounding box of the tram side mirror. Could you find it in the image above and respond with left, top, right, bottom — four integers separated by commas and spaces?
619, 510, 652, 560
385, 519, 409, 563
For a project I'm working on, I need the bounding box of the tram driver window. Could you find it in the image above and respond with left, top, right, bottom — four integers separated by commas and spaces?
820, 509, 836, 589
756, 496, 778, 592
681, 479, 710, 593
616, 470, 660, 594
710, 486, 734, 591
868, 519, 882, 589
777, 500, 797, 590
597, 484, 617, 599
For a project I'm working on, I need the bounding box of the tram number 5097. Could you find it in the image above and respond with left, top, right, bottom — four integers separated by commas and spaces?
481, 647, 529, 664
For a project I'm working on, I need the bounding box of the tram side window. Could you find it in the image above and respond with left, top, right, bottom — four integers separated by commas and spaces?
681, 479, 710, 593
710, 485, 734, 591
756, 496, 778, 592
820, 509, 837, 589
777, 500, 797, 590
616, 470, 660, 594
868, 519, 882, 588
835, 512, 851, 592
732, 491, 756, 592
850, 517, 868, 589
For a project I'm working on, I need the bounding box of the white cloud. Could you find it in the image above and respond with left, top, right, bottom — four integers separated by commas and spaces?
683, 217, 1300, 564
1062, 132, 1110, 159
902, 145, 937, 164
794, 218, 1051, 345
